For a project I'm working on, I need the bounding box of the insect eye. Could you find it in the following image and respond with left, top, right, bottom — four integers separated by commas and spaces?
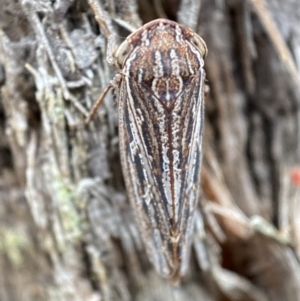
191, 34, 207, 58
115, 40, 132, 69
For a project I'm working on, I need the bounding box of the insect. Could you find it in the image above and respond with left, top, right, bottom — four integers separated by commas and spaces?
87, 19, 207, 282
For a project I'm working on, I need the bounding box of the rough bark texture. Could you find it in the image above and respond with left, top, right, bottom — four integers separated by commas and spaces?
0, 0, 300, 300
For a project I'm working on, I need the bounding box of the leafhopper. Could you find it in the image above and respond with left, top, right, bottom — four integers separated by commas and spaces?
87, 19, 207, 281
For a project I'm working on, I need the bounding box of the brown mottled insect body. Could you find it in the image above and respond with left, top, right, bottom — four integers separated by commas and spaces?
87, 19, 207, 281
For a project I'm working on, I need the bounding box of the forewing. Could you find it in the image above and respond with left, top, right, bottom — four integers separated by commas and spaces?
118, 69, 205, 278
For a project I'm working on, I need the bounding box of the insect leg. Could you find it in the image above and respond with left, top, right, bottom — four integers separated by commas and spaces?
85, 74, 122, 124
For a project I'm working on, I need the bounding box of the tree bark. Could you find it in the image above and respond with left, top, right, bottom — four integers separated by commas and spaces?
0, 0, 300, 300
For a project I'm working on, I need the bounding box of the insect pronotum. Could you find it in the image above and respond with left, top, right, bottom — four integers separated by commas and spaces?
87, 19, 207, 282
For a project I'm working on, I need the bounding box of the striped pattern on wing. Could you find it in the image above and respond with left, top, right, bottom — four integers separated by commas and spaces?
118, 69, 205, 278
